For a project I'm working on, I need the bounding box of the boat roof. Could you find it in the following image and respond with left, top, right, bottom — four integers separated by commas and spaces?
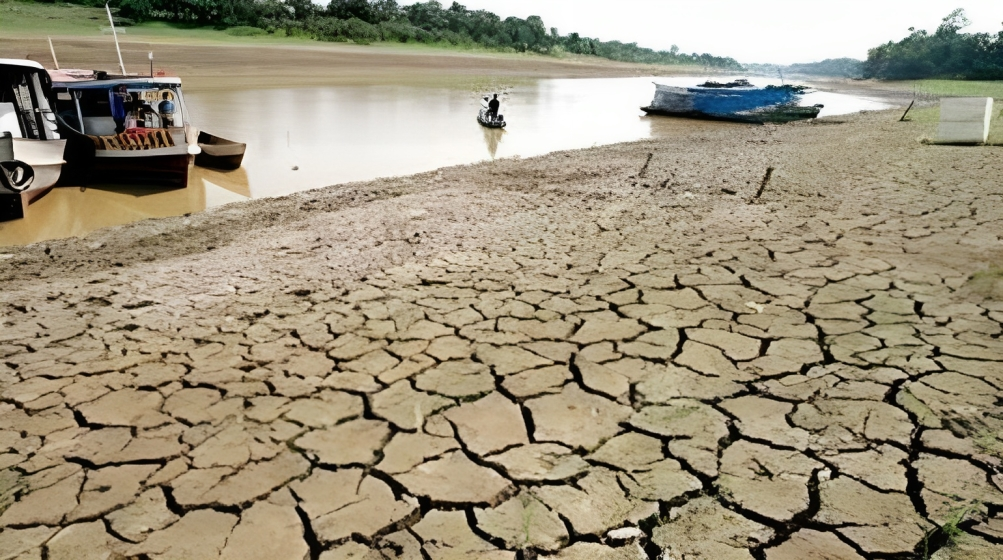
50, 68, 182, 88
0, 59, 46, 71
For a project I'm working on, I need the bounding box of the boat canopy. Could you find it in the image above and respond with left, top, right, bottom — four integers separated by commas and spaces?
50, 74, 189, 138
0, 59, 45, 71
50, 76, 183, 89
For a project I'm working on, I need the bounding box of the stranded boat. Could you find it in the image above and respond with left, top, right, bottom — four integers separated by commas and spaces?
48, 70, 247, 187
0, 59, 67, 221
49, 71, 195, 188
642, 81, 823, 124
195, 131, 246, 170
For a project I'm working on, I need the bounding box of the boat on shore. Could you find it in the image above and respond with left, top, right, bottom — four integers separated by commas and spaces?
49, 71, 196, 188
641, 81, 823, 124
0, 59, 67, 221
195, 131, 246, 170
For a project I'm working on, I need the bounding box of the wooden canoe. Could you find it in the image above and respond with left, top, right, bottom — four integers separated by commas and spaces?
195, 131, 246, 170
477, 108, 506, 129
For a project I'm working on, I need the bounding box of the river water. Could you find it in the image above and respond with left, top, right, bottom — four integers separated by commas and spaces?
0, 76, 891, 246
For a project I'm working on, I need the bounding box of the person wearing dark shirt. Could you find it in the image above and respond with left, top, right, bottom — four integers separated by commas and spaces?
109, 85, 128, 133
487, 94, 500, 120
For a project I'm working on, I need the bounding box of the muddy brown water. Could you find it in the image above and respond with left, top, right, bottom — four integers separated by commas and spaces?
0, 76, 890, 247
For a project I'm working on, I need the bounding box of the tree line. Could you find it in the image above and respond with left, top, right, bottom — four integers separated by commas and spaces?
26, 0, 741, 69
864, 9, 1003, 79
744, 59, 864, 79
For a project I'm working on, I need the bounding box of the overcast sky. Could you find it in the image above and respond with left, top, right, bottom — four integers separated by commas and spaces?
320, 0, 1003, 64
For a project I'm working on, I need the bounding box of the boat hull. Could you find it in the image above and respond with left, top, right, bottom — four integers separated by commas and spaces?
477, 109, 506, 129
644, 83, 820, 124
641, 104, 822, 124
195, 131, 245, 171
88, 150, 190, 188
12, 137, 66, 195
57, 121, 189, 189
0, 192, 23, 222
0, 138, 66, 222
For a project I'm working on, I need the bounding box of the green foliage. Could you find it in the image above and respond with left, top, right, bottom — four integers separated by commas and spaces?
788, 58, 863, 78
923, 501, 981, 559
865, 9, 1003, 79
225, 25, 268, 36
377, 19, 419, 43
746, 59, 864, 78
19, 0, 741, 68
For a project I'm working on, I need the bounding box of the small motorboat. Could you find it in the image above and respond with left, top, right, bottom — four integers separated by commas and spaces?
478, 108, 506, 128
195, 131, 246, 170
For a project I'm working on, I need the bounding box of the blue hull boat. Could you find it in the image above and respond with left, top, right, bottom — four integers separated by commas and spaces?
642, 82, 822, 124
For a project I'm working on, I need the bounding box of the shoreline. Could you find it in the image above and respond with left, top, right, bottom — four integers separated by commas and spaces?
2, 106, 994, 282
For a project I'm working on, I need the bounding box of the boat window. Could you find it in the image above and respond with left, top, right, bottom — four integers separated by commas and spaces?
55, 88, 111, 119
55, 84, 185, 134
0, 67, 52, 140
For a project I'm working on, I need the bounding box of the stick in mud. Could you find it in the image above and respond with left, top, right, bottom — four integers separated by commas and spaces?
638, 152, 653, 178
900, 99, 916, 122
749, 166, 774, 204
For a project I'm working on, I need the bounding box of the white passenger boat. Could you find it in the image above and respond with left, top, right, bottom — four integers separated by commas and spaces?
0, 59, 67, 220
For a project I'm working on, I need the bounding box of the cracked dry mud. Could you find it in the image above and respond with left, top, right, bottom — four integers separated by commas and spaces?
1, 109, 1002, 559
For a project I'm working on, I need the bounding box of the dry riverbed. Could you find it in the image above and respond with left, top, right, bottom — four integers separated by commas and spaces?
1, 109, 1002, 559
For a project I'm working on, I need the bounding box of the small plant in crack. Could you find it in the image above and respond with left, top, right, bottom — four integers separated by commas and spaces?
518, 494, 537, 549
972, 429, 1003, 459
922, 500, 981, 560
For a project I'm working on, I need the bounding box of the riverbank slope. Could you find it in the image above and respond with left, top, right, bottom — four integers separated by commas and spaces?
1, 110, 1002, 559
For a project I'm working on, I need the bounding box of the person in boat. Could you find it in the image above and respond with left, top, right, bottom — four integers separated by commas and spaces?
157, 92, 176, 128
109, 85, 128, 134
487, 94, 500, 121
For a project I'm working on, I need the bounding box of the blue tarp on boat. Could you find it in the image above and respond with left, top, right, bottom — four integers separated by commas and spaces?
642, 82, 820, 123
688, 87, 800, 115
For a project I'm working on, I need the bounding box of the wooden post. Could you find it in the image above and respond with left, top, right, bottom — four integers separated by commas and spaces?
47, 37, 59, 70
899, 99, 915, 121
106, 3, 126, 75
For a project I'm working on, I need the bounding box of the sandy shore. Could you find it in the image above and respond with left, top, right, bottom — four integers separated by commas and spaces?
1, 107, 1002, 558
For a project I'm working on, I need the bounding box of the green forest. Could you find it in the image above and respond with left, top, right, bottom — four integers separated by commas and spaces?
26, 0, 742, 69
864, 9, 1003, 80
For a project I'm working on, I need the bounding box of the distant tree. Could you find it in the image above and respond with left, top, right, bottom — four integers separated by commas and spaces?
864, 9, 1003, 79
785, 58, 864, 78
286, 0, 315, 20
44, 0, 743, 68
370, 0, 402, 23
937, 8, 971, 35
404, 1, 448, 32
327, 0, 372, 22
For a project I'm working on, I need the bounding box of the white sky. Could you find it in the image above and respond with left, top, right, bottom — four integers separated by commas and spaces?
315, 0, 1003, 64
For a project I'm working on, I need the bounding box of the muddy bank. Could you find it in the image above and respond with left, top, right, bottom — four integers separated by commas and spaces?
5, 36, 706, 91
1, 109, 1002, 559
2, 109, 997, 285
